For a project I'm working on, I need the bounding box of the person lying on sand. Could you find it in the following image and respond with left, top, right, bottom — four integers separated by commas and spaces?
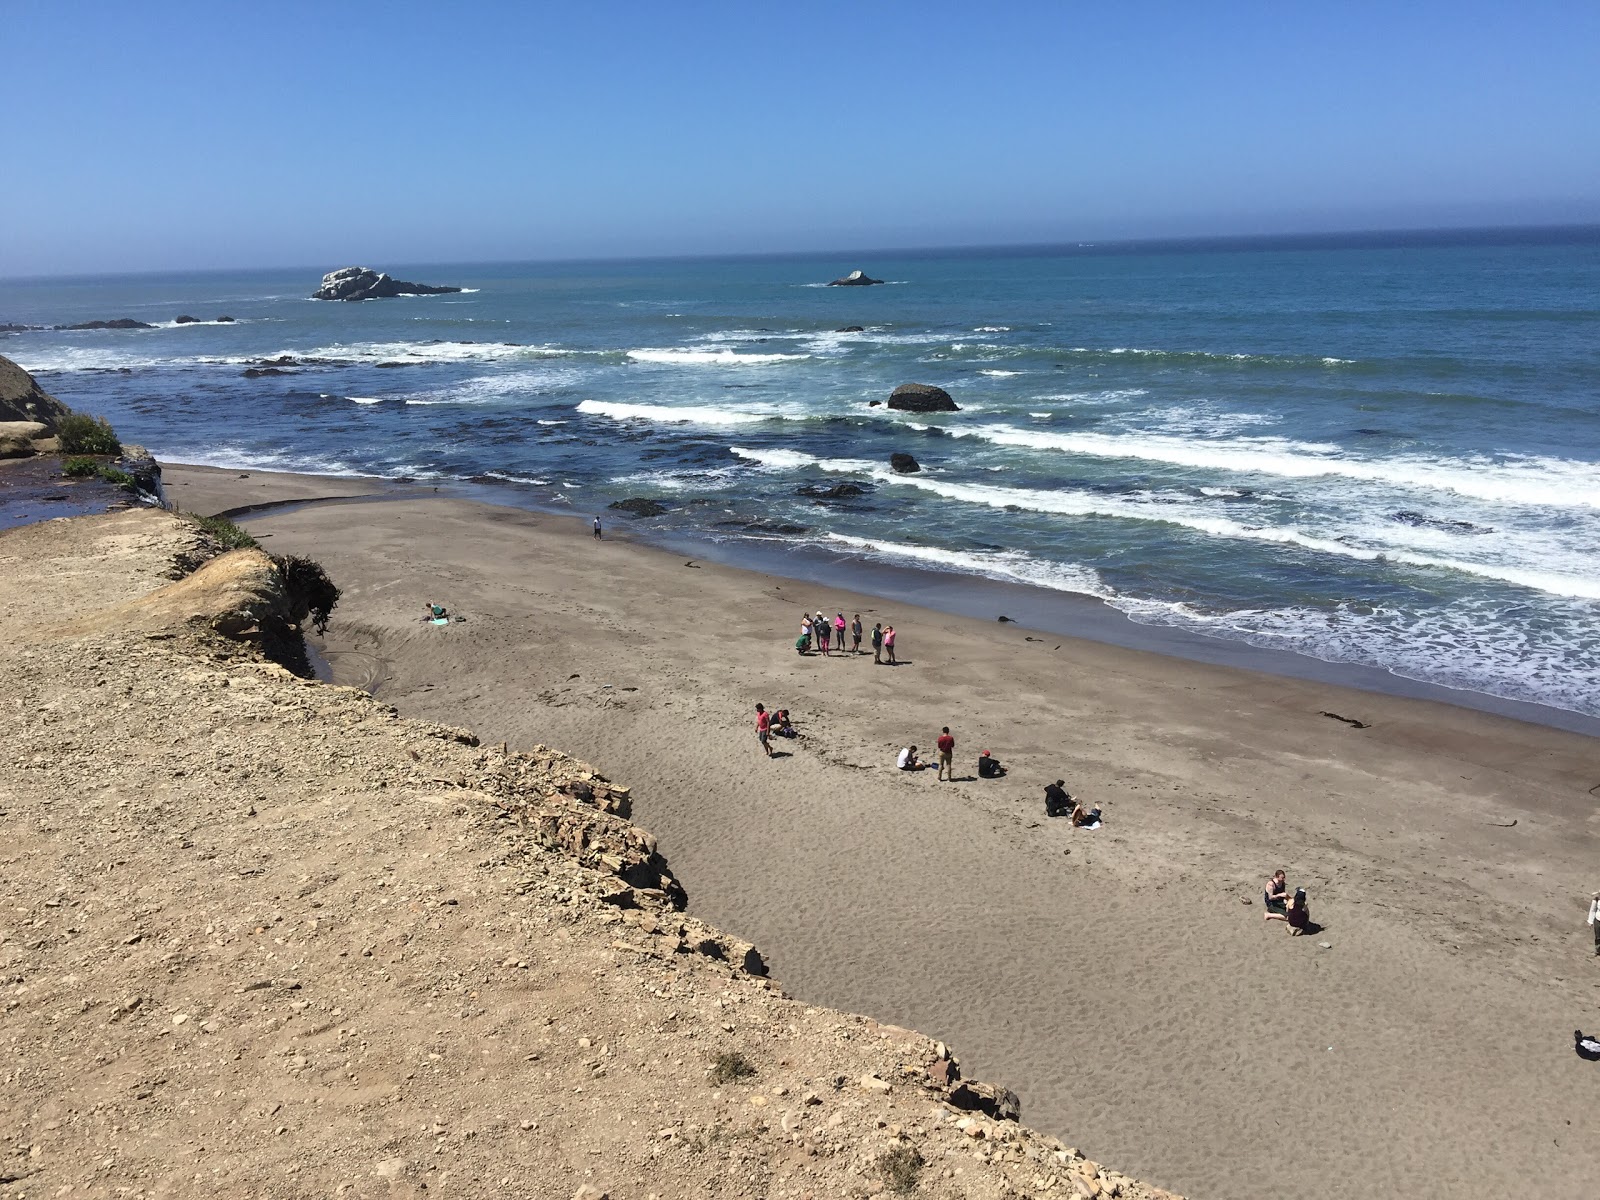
897, 745, 921, 771
1263, 870, 1290, 922
1071, 800, 1103, 828
1577, 1030, 1600, 1061
977, 750, 1006, 779
1285, 887, 1311, 934
1044, 779, 1072, 817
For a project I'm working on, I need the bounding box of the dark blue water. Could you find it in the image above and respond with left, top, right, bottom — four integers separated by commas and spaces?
5, 232, 1598, 716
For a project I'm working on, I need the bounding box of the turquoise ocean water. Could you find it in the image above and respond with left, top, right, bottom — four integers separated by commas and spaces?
4, 230, 1598, 719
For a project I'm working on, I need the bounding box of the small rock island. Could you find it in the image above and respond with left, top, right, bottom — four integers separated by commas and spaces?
311, 266, 463, 302
827, 269, 884, 286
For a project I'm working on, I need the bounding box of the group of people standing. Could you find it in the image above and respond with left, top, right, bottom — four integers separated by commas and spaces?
796, 610, 897, 664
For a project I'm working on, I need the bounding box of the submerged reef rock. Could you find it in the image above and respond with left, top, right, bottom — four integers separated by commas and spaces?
796, 482, 872, 500
888, 382, 959, 413
827, 269, 884, 286
889, 452, 921, 474
311, 266, 463, 302
608, 497, 669, 518
59, 318, 154, 330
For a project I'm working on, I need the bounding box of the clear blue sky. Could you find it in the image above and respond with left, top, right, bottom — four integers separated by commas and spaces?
4, 0, 1597, 275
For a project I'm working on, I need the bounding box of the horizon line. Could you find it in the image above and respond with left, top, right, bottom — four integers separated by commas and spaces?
4, 219, 1598, 285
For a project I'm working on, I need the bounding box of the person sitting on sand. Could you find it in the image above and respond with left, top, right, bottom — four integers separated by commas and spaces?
424, 602, 448, 621
1263, 870, 1290, 922
977, 750, 1006, 779
1071, 800, 1102, 827
1044, 779, 1072, 818
1284, 887, 1311, 935
897, 745, 921, 771
1577, 1030, 1600, 1061
773, 709, 797, 738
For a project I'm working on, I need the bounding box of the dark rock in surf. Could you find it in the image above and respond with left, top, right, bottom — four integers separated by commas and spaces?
713, 518, 811, 536
836, 325, 865, 333
827, 270, 883, 287
311, 266, 463, 302
888, 383, 959, 413
608, 497, 669, 518
796, 482, 871, 500
175, 315, 200, 324
889, 452, 920, 474
867, 400, 882, 407
216, 315, 236, 323
0, 324, 44, 334
1392, 510, 1493, 535
241, 367, 293, 378
59, 318, 154, 331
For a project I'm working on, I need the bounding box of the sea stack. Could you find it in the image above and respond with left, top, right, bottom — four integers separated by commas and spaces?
311, 266, 464, 301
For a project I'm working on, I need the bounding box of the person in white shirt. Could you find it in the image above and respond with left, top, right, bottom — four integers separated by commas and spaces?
897, 745, 920, 771
1589, 891, 1599, 957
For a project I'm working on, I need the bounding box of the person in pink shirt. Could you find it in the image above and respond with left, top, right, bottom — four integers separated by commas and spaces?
755, 703, 772, 757
883, 624, 897, 665
833, 613, 847, 650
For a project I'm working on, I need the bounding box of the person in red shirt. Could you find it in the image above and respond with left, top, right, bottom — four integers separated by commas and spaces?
755, 703, 772, 757
935, 726, 955, 781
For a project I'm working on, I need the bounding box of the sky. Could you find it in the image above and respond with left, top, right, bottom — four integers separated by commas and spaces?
3, 0, 1598, 276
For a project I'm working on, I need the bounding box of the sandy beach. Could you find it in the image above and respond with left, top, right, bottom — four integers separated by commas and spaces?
167, 464, 1600, 1200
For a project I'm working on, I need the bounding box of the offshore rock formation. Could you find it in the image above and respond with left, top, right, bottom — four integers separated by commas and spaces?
888, 382, 960, 412
0, 507, 1185, 1199
311, 266, 463, 301
827, 269, 884, 286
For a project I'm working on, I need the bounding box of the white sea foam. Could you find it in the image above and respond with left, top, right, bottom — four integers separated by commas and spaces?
626, 347, 809, 366
577, 398, 769, 426
823, 533, 1105, 596
973, 326, 1012, 333
729, 446, 1600, 600
536, 419, 568, 426
979, 369, 1023, 377
1029, 412, 1053, 419
947, 424, 1600, 510
346, 396, 384, 405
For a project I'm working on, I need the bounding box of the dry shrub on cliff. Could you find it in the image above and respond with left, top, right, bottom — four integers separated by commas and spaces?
878, 1143, 926, 1193
708, 1050, 757, 1085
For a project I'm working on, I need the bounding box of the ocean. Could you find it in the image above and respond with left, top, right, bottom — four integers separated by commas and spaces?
4, 230, 1598, 722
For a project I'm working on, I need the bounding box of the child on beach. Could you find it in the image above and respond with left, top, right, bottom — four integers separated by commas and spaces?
755, 703, 772, 757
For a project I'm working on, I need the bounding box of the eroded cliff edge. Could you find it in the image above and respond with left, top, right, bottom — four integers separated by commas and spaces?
0, 509, 1181, 1199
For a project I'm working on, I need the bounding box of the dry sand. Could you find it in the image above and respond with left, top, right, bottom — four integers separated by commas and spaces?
167, 464, 1600, 1199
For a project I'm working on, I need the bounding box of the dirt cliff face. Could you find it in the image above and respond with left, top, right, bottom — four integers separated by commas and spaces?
0, 510, 1181, 1199
0, 353, 70, 430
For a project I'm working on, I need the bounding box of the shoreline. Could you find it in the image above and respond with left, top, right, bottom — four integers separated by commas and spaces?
164, 459, 1600, 738
161, 459, 1600, 1200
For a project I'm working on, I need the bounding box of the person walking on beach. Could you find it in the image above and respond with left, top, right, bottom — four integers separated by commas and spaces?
871, 622, 884, 663
851, 613, 863, 654
592, 516, 603, 540
884, 624, 897, 665
1589, 891, 1600, 956
755, 703, 773, 758
935, 726, 955, 781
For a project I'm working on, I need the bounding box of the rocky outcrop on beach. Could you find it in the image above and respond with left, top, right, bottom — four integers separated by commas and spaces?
888, 381, 960, 412
828, 269, 884, 286
0, 507, 1184, 1199
311, 266, 464, 301
890, 451, 921, 473
0, 353, 71, 433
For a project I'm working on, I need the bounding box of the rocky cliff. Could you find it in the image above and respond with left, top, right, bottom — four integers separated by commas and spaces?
0, 508, 1181, 1200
